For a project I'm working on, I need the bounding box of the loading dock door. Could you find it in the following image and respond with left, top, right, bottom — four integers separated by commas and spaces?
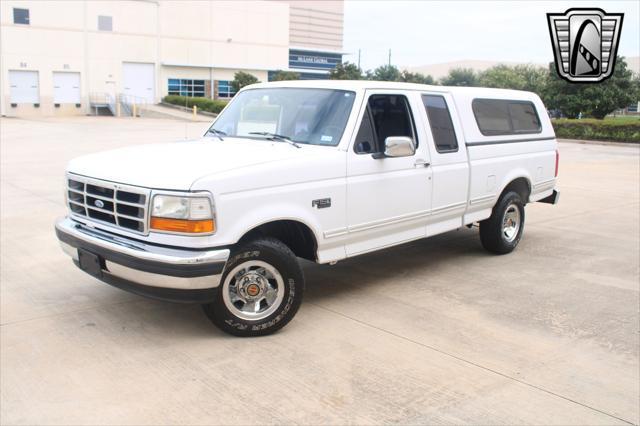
53, 72, 81, 104
9, 70, 39, 103
122, 62, 155, 103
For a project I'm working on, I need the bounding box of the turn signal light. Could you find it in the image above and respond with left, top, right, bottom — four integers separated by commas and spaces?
150, 217, 215, 234
555, 149, 560, 177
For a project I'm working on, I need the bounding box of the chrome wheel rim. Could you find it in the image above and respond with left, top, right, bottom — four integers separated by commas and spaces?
222, 260, 285, 321
502, 203, 521, 242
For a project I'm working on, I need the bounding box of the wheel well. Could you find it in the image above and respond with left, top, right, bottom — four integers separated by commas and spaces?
502, 177, 531, 203
239, 220, 318, 261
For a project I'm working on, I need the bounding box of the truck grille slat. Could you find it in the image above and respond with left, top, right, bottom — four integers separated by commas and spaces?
88, 209, 117, 224
86, 184, 114, 198
83, 192, 115, 202
67, 175, 150, 235
67, 191, 84, 203
117, 191, 146, 204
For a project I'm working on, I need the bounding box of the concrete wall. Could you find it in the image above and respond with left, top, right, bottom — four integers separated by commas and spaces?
0, 0, 290, 116
277, 0, 344, 51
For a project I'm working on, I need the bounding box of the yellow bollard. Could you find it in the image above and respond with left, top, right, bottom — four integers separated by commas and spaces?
193, 105, 198, 119
116, 102, 121, 117
133, 104, 137, 117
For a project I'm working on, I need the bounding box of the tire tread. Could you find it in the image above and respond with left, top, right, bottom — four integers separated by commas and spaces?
203, 237, 304, 337
479, 191, 525, 255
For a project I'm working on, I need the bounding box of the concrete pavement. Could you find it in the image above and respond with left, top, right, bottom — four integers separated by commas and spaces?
1, 116, 638, 425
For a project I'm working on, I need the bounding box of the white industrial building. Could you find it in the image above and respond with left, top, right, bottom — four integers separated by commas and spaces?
0, 0, 345, 117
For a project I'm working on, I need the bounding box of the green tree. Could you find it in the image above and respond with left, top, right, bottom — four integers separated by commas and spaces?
270, 70, 301, 81
231, 71, 259, 92
399, 70, 435, 84
543, 56, 637, 119
514, 64, 548, 94
440, 68, 477, 86
478, 64, 547, 95
329, 62, 364, 80
372, 64, 401, 81
478, 65, 525, 89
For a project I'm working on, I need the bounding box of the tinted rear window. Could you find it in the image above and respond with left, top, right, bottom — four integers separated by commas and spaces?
422, 95, 458, 152
472, 99, 541, 136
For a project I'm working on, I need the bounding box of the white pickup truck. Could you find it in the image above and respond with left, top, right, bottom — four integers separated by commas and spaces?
55, 81, 559, 336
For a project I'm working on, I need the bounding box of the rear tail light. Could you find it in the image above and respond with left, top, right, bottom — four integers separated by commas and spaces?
555, 149, 559, 177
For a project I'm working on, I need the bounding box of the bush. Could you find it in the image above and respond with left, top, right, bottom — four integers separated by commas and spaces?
270, 70, 300, 81
552, 118, 640, 143
232, 71, 260, 92
163, 95, 228, 114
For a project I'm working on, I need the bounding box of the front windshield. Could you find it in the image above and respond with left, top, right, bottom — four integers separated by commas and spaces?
209, 88, 356, 146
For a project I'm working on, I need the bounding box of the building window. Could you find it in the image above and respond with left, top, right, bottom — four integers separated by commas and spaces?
168, 79, 205, 97
98, 15, 112, 31
13, 8, 30, 25
217, 80, 236, 98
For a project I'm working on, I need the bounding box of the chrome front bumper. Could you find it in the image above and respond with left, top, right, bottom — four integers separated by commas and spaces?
55, 217, 230, 303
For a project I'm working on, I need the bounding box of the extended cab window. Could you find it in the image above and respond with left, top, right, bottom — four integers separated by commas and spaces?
472, 99, 541, 135
355, 94, 416, 154
422, 95, 458, 152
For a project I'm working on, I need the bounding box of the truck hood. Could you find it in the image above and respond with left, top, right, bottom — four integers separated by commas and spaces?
67, 138, 306, 190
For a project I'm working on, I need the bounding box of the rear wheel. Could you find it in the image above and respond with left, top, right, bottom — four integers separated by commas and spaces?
203, 237, 304, 337
479, 191, 525, 254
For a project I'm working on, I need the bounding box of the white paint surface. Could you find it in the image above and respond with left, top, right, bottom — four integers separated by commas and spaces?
9, 70, 39, 104
122, 62, 155, 103
53, 72, 80, 104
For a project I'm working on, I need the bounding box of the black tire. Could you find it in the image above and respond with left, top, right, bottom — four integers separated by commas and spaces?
479, 191, 525, 254
202, 237, 304, 337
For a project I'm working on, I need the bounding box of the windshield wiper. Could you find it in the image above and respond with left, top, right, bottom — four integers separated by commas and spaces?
249, 132, 301, 148
205, 128, 226, 141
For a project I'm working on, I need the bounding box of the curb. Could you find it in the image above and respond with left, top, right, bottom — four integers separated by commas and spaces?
159, 102, 218, 118
557, 138, 640, 147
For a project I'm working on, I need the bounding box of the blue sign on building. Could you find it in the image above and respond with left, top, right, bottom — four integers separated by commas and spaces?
268, 49, 343, 81
288, 49, 342, 71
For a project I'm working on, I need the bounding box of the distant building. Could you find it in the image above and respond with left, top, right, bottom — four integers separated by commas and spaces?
277, 0, 346, 80
0, 0, 345, 117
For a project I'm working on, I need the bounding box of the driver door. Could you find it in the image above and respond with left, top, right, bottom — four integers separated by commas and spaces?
345, 90, 433, 256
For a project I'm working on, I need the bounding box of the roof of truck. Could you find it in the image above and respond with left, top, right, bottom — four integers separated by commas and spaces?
246, 79, 540, 101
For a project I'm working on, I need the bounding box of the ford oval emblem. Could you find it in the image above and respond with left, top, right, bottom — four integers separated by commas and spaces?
94, 199, 105, 208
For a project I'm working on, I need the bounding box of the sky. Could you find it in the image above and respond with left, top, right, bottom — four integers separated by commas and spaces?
342, 0, 640, 70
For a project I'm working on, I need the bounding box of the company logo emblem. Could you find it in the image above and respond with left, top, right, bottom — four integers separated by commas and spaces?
94, 199, 105, 208
547, 8, 623, 83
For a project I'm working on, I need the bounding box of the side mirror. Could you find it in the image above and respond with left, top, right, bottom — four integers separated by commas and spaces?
373, 136, 416, 158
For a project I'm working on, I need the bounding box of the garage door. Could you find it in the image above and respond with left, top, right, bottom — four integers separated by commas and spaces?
122, 62, 155, 103
53, 72, 81, 104
9, 70, 39, 104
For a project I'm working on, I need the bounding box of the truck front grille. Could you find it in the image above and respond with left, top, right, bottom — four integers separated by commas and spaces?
66, 175, 150, 234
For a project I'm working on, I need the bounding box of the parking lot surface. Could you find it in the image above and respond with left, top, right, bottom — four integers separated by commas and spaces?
1, 116, 638, 425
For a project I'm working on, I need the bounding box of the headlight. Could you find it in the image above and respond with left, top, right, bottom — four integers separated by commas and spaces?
150, 195, 215, 234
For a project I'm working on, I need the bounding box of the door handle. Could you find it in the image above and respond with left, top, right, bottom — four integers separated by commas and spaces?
414, 159, 430, 168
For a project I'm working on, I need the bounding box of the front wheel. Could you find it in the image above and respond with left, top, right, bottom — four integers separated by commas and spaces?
203, 237, 304, 337
479, 191, 525, 254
